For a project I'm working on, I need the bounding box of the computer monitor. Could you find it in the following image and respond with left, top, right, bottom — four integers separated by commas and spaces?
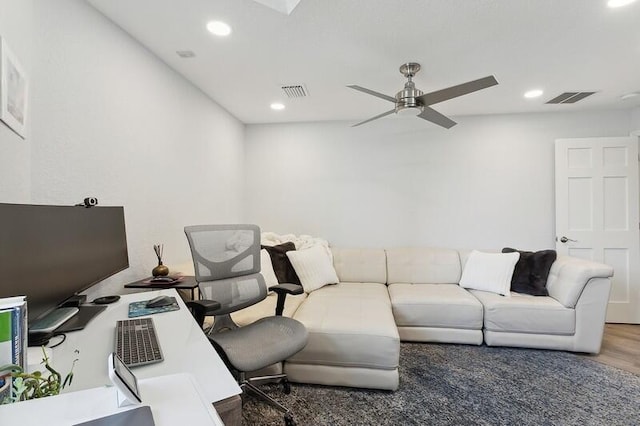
0, 203, 129, 324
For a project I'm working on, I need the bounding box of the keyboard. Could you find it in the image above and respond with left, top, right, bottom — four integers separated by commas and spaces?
115, 317, 164, 368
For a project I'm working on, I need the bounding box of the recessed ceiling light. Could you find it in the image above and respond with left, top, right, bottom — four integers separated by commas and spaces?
607, 0, 637, 7
206, 21, 231, 37
621, 92, 639, 100
524, 89, 544, 99
270, 103, 285, 110
176, 50, 196, 58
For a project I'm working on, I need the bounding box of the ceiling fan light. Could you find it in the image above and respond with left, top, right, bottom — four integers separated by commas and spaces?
396, 105, 422, 116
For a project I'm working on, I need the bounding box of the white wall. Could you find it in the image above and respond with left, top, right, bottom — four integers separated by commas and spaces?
2, 0, 245, 297
632, 107, 640, 133
0, 0, 33, 203
244, 109, 632, 250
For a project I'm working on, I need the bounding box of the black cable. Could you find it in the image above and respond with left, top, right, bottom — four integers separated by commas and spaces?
48, 333, 67, 348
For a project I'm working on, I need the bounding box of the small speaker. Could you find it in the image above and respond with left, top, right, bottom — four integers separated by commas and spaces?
93, 295, 120, 305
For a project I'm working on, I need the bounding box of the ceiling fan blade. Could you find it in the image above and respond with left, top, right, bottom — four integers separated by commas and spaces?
352, 109, 396, 127
417, 76, 499, 106
417, 106, 457, 129
347, 85, 396, 103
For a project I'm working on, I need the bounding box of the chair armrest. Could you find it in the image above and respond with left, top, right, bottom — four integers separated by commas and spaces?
186, 300, 222, 327
268, 283, 304, 316
269, 283, 304, 295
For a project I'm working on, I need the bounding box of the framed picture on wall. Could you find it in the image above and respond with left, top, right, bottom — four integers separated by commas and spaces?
0, 36, 28, 139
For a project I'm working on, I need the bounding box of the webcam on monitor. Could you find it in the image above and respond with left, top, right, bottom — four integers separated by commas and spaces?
76, 197, 98, 208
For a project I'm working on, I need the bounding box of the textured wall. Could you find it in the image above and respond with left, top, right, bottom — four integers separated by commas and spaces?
244, 110, 631, 250
0, 0, 33, 203
5, 0, 245, 297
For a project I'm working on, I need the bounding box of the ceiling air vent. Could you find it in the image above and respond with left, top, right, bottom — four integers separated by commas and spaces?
281, 84, 309, 98
546, 91, 596, 104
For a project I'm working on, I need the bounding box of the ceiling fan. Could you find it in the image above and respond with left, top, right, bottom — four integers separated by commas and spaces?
347, 62, 498, 129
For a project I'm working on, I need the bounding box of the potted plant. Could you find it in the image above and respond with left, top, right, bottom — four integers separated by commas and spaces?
0, 347, 77, 403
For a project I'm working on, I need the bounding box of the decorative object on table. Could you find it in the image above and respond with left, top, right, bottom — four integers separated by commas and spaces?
143, 276, 184, 285
128, 297, 179, 318
0, 36, 29, 138
0, 346, 77, 403
152, 244, 169, 277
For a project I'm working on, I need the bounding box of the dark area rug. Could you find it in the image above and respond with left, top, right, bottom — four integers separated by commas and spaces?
241, 342, 640, 426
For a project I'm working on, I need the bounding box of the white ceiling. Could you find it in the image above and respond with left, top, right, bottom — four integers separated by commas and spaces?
86, 0, 640, 126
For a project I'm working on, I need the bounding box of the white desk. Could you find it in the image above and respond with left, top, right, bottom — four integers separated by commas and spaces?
0, 373, 223, 425
4, 289, 241, 422
46, 289, 240, 403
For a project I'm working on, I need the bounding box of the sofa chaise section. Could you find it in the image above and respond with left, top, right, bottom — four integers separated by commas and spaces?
284, 248, 400, 390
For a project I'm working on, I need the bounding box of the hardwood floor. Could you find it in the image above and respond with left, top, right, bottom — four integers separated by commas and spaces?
582, 323, 640, 375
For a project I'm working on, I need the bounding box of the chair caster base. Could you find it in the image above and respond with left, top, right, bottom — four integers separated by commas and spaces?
282, 378, 291, 394
284, 412, 296, 426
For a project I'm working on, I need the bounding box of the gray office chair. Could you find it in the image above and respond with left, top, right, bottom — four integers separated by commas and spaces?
184, 224, 307, 426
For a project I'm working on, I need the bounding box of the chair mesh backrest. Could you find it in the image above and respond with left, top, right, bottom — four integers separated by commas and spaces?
184, 224, 267, 314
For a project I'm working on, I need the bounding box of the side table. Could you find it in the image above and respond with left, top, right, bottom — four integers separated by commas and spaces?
124, 276, 200, 301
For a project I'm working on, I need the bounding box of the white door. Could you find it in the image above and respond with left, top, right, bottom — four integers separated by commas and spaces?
555, 137, 640, 323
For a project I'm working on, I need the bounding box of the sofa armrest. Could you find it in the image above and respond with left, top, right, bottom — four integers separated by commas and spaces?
269, 283, 304, 316
546, 256, 614, 308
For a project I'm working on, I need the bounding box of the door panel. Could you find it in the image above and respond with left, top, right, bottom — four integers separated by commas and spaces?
555, 137, 639, 323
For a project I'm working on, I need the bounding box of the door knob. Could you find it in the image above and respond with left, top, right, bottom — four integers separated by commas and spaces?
559, 236, 577, 243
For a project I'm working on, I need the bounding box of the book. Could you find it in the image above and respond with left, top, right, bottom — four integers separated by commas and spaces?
128, 297, 180, 318
0, 296, 27, 404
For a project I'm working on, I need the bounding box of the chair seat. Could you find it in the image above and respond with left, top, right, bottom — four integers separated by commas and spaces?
210, 316, 308, 372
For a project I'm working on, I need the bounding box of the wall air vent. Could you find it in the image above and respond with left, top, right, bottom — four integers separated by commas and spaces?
546, 91, 596, 104
281, 84, 309, 98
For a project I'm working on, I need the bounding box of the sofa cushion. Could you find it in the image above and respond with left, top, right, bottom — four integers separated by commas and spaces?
260, 249, 279, 288
470, 290, 575, 335
288, 283, 399, 370
331, 247, 387, 284
287, 245, 339, 293
261, 242, 301, 285
502, 247, 556, 296
231, 292, 307, 327
459, 250, 519, 297
389, 283, 483, 329
386, 248, 461, 284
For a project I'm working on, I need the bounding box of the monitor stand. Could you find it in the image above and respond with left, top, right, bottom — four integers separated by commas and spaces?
55, 304, 107, 333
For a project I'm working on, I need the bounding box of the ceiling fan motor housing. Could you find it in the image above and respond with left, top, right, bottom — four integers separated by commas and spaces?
395, 82, 423, 114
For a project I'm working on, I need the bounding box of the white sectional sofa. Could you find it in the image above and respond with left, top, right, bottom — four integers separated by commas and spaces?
233, 246, 614, 391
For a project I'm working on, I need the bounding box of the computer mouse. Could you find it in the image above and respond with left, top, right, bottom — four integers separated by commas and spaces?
145, 295, 174, 308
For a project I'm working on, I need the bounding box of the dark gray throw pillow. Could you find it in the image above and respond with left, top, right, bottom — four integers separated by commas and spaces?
502, 247, 557, 296
261, 242, 301, 285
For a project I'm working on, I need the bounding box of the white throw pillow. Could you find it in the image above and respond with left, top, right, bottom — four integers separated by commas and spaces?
260, 249, 279, 288
286, 245, 339, 293
459, 250, 520, 297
